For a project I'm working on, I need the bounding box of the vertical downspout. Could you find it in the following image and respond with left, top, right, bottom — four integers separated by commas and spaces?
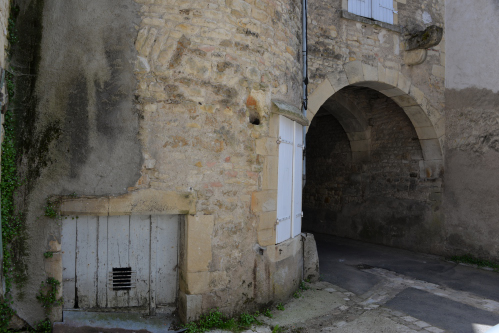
302, 0, 308, 188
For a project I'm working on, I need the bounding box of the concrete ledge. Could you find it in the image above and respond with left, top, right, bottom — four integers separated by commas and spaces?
59, 189, 196, 216
340, 10, 402, 33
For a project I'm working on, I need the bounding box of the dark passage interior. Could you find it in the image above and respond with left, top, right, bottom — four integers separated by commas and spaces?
303, 86, 443, 253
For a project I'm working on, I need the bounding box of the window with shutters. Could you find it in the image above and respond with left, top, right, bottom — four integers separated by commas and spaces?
276, 116, 304, 244
348, 0, 396, 25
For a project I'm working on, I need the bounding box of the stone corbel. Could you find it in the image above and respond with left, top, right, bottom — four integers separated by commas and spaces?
404, 25, 443, 66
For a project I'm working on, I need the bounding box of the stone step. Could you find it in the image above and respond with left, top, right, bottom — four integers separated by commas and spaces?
53, 311, 175, 333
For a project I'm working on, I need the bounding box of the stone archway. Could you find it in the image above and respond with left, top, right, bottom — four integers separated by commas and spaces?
307, 60, 444, 179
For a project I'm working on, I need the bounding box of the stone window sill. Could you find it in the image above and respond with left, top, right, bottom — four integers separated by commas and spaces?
340, 10, 402, 33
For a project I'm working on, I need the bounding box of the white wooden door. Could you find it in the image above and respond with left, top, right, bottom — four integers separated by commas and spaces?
61, 215, 178, 313
276, 116, 294, 243
292, 122, 304, 238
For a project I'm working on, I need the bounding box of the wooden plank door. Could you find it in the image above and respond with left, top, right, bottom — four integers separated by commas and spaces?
62, 215, 179, 313
153, 215, 179, 312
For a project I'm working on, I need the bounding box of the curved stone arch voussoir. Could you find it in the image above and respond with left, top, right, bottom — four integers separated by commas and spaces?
307, 60, 444, 179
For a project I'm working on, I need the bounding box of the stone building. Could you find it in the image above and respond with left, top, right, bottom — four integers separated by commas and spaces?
0, 0, 498, 329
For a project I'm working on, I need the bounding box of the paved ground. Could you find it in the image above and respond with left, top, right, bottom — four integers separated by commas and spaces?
54, 234, 499, 333
258, 234, 499, 333
248, 234, 499, 333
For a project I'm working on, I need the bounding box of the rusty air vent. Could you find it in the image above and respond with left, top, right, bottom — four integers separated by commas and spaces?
110, 267, 136, 291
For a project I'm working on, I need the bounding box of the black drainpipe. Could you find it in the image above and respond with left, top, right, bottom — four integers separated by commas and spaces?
302, 0, 308, 187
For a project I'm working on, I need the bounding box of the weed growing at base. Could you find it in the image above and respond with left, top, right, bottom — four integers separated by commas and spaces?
184, 308, 263, 333
449, 254, 499, 271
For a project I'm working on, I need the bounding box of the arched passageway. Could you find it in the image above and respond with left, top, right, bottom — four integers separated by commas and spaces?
303, 86, 443, 253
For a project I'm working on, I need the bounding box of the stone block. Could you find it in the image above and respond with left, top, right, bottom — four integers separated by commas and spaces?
185, 271, 211, 294
362, 63, 378, 82
344, 61, 364, 84
403, 106, 433, 128
269, 114, 279, 138
302, 233, 320, 282
186, 215, 214, 272
267, 234, 302, 263
350, 139, 370, 152
414, 126, 438, 140
258, 211, 277, 231
354, 81, 392, 91
251, 190, 277, 213
327, 70, 349, 92
409, 85, 426, 105
419, 139, 443, 161
308, 79, 335, 115
258, 228, 275, 247
45, 252, 62, 281
108, 189, 195, 216
262, 156, 278, 190
377, 63, 386, 83
404, 49, 427, 66
256, 137, 278, 156
379, 87, 405, 97
352, 151, 370, 163
59, 197, 109, 216
391, 94, 418, 107
346, 129, 371, 141
397, 74, 411, 94
178, 291, 202, 323
432, 65, 445, 78
384, 68, 399, 87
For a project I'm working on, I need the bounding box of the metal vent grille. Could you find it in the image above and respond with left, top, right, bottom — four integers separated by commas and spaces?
110, 267, 136, 291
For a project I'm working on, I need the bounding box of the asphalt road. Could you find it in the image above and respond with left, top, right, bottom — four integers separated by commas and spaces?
315, 233, 499, 333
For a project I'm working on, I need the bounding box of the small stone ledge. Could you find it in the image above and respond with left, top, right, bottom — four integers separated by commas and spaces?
340, 10, 402, 33
271, 100, 309, 126
59, 189, 196, 216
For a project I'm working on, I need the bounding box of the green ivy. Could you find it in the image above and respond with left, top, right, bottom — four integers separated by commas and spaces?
36, 278, 63, 315
43, 252, 53, 259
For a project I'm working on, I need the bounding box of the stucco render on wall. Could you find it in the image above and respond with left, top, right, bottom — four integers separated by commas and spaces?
444, 0, 499, 261
10, 0, 143, 324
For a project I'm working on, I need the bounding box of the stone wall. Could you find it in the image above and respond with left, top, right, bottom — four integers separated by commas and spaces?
444, 0, 499, 261
303, 0, 446, 255
9, 0, 306, 325
133, 0, 304, 320
304, 87, 444, 254
307, 0, 445, 109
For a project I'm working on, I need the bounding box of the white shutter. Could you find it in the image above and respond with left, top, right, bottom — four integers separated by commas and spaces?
372, 0, 395, 24
276, 116, 294, 243
291, 123, 303, 238
348, 0, 372, 18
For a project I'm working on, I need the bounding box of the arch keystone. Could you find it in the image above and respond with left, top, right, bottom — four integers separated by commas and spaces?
362, 63, 378, 81
344, 61, 364, 84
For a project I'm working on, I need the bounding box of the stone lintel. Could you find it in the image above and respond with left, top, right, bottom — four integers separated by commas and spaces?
271, 100, 309, 126
59, 189, 196, 216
